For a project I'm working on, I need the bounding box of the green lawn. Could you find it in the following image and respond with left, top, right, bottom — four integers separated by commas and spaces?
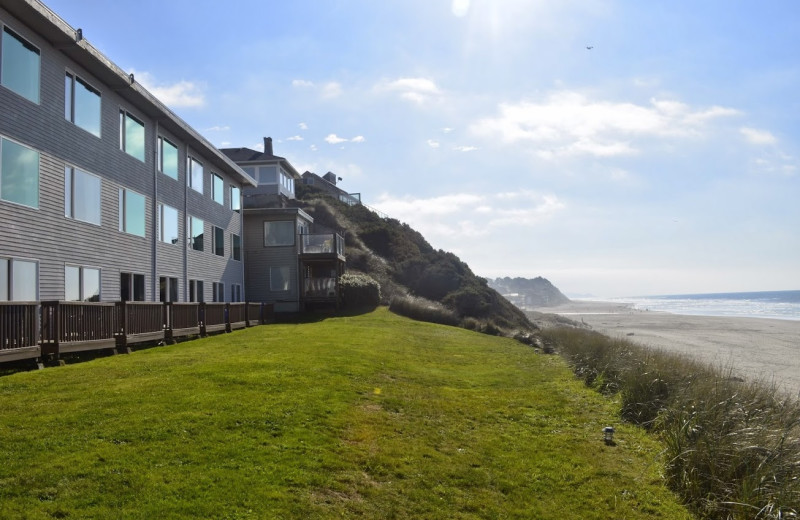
0, 308, 692, 519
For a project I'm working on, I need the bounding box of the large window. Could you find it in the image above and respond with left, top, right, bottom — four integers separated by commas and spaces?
157, 203, 179, 244
231, 284, 241, 303
65, 72, 101, 137
64, 265, 100, 302
158, 136, 178, 179
1, 258, 38, 301
159, 276, 178, 303
188, 157, 203, 194
231, 233, 241, 261
258, 166, 277, 184
189, 279, 204, 302
119, 188, 146, 237
119, 110, 145, 161
1, 137, 39, 208
212, 173, 224, 205
264, 221, 295, 247
0, 258, 37, 301
120, 272, 145, 301
65, 166, 101, 225
1, 27, 40, 103
213, 226, 224, 256
230, 185, 241, 211
212, 282, 224, 302
270, 266, 291, 292
188, 216, 204, 251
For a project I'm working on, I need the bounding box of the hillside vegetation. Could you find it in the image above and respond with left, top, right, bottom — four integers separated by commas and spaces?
0, 310, 691, 519
295, 185, 533, 332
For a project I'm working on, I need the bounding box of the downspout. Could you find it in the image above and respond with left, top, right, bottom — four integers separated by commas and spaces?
183, 149, 189, 302
152, 120, 159, 301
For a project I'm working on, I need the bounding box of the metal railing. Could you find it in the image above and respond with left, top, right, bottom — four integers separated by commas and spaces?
303, 277, 337, 299
300, 233, 345, 257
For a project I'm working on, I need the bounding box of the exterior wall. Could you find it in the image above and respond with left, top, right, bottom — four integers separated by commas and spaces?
0, 4, 245, 303
242, 210, 312, 311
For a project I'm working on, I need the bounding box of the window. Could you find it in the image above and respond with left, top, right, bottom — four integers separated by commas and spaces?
281, 171, 295, 195
119, 110, 145, 161
270, 267, 291, 292
159, 276, 178, 302
230, 185, 241, 211
188, 216, 204, 251
1, 137, 39, 208
121, 272, 145, 301
64, 265, 100, 302
257, 166, 277, 185
231, 233, 241, 261
65, 72, 101, 136
231, 284, 241, 303
188, 157, 203, 194
119, 188, 146, 237
157, 203, 179, 244
264, 221, 295, 247
212, 173, 224, 204
158, 136, 178, 180
212, 282, 224, 302
213, 226, 224, 256
65, 166, 101, 225
0, 258, 37, 301
1, 26, 40, 103
189, 279, 203, 302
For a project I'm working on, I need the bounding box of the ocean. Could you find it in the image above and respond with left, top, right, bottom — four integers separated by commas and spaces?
607, 290, 800, 321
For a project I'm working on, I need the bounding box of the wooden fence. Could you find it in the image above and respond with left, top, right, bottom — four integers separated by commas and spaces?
0, 301, 274, 365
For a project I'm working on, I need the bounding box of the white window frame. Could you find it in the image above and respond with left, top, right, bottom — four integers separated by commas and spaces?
0, 257, 39, 302
0, 135, 40, 209
65, 165, 101, 225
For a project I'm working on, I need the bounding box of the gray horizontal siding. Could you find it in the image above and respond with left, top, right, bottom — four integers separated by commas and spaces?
0, 7, 246, 303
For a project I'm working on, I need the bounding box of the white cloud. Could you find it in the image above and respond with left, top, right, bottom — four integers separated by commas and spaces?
427, 139, 440, 148
454, 145, 478, 152
377, 77, 442, 104
322, 81, 343, 99
442, 127, 454, 134
324, 134, 364, 144
740, 127, 777, 145
204, 125, 230, 132
373, 191, 564, 240
325, 134, 348, 144
287, 135, 304, 141
134, 71, 205, 108
299, 122, 308, 130
310, 144, 318, 151
292, 79, 314, 88
470, 91, 741, 158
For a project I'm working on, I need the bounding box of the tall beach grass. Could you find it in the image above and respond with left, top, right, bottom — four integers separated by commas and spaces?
542, 327, 800, 519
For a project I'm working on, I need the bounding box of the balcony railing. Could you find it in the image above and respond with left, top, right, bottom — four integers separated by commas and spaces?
0, 301, 275, 365
300, 233, 344, 257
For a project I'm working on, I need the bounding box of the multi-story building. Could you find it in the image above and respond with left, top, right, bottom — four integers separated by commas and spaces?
0, 0, 256, 305
222, 139, 345, 312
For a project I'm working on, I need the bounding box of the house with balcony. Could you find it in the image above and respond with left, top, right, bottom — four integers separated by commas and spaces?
301, 171, 361, 206
1, 0, 258, 362
222, 140, 346, 312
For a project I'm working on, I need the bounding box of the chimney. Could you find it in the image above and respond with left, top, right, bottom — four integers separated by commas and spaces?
323, 171, 337, 185
263, 137, 273, 156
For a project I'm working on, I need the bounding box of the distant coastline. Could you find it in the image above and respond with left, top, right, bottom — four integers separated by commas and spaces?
580, 290, 800, 321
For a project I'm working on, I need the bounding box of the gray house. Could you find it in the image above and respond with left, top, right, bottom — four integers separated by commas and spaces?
222, 140, 345, 312
0, 0, 256, 305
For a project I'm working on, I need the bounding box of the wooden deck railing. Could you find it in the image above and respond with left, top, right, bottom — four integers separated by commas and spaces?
40, 301, 118, 357
0, 302, 40, 362
0, 301, 274, 365
202, 303, 227, 335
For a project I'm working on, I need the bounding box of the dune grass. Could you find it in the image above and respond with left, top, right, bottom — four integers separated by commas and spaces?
543, 327, 800, 519
0, 308, 691, 519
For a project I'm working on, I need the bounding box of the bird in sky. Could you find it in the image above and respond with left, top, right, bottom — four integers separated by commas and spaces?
586, 46, 594, 50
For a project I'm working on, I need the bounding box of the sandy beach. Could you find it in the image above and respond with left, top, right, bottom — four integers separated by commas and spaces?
535, 301, 800, 397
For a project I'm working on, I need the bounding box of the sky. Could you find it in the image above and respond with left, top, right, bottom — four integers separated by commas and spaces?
44, 0, 799, 298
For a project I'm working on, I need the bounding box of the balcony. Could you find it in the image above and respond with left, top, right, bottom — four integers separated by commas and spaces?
303, 277, 337, 300
299, 233, 345, 259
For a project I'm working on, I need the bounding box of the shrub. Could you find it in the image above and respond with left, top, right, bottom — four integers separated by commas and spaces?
542, 327, 800, 519
389, 295, 460, 327
339, 273, 381, 309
